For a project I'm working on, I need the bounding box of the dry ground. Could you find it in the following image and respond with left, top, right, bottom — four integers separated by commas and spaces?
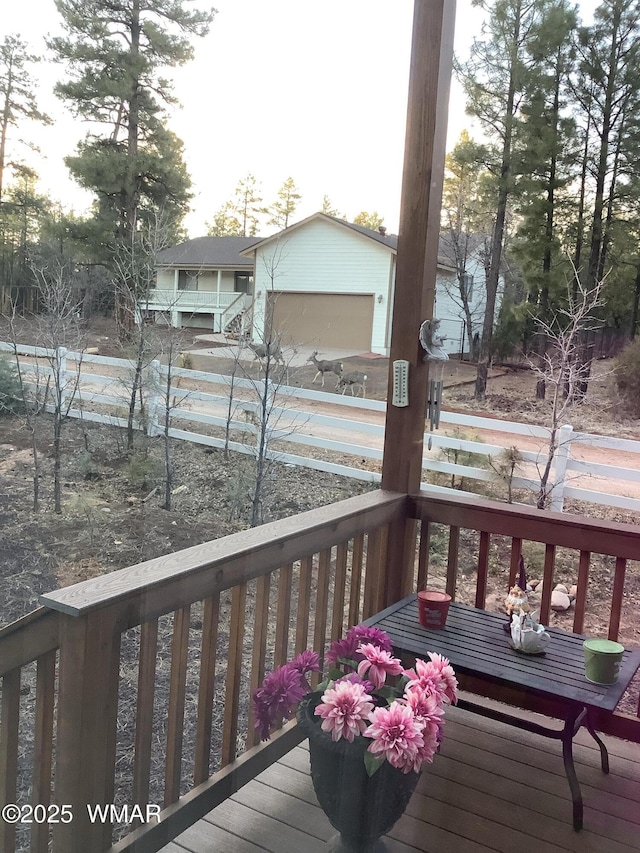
3, 315, 640, 850
1, 314, 639, 623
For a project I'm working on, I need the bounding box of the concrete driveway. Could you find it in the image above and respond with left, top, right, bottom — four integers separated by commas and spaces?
190, 335, 366, 368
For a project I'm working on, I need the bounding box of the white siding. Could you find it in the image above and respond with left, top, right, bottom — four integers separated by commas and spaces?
433, 253, 499, 356
253, 218, 393, 354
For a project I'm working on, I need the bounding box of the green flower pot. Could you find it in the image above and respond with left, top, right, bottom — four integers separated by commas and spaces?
297, 696, 420, 853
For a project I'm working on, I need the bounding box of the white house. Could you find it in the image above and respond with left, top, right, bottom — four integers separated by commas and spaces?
243, 213, 490, 356
148, 213, 494, 356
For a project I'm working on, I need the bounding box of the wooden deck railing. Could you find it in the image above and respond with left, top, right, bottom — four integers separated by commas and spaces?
410, 489, 640, 738
0, 491, 405, 853
2, 488, 640, 852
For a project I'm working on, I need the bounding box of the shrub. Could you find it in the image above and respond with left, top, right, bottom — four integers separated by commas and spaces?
0, 356, 23, 415
614, 338, 640, 417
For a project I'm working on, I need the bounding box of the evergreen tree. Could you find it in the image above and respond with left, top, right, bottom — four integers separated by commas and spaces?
512, 0, 577, 396
0, 35, 50, 203
50, 0, 214, 245
206, 201, 243, 236
458, 0, 548, 398
321, 195, 341, 217
352, 211, 384, 231
232, 173, 264, 236
268, 177, 301, 230
569, 0, 640, 395
441, 131, 493, 358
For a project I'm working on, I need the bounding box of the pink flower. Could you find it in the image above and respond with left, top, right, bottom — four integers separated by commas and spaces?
289, 650, 321, 678
326, 626, 392, 666
315, 681, 374, 742
404, 687, 444, 768
357, 643, 403, 689
426, 652, 458, 705
404, 654, 458, 705
364, 703, 425, 773
253, 664, 308, 740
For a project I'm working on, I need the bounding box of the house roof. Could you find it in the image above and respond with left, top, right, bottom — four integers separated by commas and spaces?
238, 212, 398, 256
156, 236, 260, 268
239, 212, 456, 271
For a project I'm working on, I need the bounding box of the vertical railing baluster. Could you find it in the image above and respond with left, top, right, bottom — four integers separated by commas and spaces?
133, 619, 158, 812
247, 576, 272, 747
348, 535, 365, 627
0, 669, 20, 853
573, 550, 590, 634
194, 594, 220, 784
417, 520, 431, 591
313, 550, 331, 676
221, 584, 247, 767
508, 537, 522, 587
274, 564, 293, 669
32, 651, 56, 853
331, 542, 349, 641
609, 557, 627, 642
295, 556, 313, 655
475, 531, 490, 609
446, 527, 460, 600
539, 544, 556, 625
164, 606, 191, 807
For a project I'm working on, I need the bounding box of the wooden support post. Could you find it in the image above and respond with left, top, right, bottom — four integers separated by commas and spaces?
52, 607, 122, 852
381, 0, 456, 608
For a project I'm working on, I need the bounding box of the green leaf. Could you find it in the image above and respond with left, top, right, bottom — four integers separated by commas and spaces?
376, 686, 400, 702
364, 751, 384, 777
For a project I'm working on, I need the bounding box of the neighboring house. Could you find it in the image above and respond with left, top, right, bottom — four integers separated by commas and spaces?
436, 231, 496, 358
243, 213, 489, 356
150, 235, 260, 331
148, 213, 497, 356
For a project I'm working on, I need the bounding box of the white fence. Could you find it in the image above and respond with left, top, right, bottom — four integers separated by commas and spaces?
3, 341, 640, 514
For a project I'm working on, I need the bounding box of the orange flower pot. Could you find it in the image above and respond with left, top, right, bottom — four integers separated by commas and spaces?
417, 590, 452, 630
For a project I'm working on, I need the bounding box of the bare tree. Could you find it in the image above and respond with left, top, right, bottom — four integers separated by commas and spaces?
7, 307, 46, 510
151, 321, 192, 511
28, 252, 86, 512
528, 264, 605, 509
112, 212, 171, 453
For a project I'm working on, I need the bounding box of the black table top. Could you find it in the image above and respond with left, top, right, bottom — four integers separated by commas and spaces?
365, 596, 640, 713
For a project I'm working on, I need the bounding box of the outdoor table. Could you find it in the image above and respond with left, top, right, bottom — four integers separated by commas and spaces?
364, 596, 640, 830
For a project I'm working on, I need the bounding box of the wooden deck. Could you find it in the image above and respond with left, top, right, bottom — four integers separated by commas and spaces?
161, 699, 640, 853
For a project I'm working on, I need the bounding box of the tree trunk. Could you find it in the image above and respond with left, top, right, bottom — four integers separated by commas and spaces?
475, 0, 522, 400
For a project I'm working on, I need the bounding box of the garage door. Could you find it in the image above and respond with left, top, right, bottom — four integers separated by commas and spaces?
268, 292, 374, 350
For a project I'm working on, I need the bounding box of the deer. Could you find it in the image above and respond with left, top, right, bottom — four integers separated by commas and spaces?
246, 339, 284, 367
307, 351, 344, 387
336, 370, 368, 398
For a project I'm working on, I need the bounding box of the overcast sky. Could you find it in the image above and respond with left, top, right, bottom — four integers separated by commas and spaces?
4, 1, 598, 238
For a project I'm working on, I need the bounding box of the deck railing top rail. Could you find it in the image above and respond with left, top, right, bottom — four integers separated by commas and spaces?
410, 489, 640, 561
40, 490, 407, 625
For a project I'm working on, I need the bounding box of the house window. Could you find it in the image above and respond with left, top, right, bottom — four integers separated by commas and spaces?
178, 270, 198, 291
461, 273, 474, 300
235, 272, 253, 293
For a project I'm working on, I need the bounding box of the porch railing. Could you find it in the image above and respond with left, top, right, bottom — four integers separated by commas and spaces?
0, 491, 405, 853
146, 290, 242, 310
2, 489, 640, 852
410, 489, 640, 739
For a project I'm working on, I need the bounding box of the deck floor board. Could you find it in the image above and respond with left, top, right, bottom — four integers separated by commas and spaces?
166, 703, 640, 853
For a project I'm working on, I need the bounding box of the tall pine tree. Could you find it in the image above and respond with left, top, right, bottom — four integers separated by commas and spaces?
458, 0, 548, 398
50, 0, 214, 245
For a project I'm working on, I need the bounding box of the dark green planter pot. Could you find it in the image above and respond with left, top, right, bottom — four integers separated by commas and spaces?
297, 696, 420, 853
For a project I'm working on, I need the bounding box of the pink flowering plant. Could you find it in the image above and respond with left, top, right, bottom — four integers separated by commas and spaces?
253, 625, 457, 776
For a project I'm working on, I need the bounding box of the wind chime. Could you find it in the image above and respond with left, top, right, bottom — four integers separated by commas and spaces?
419, 319, 448, 449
